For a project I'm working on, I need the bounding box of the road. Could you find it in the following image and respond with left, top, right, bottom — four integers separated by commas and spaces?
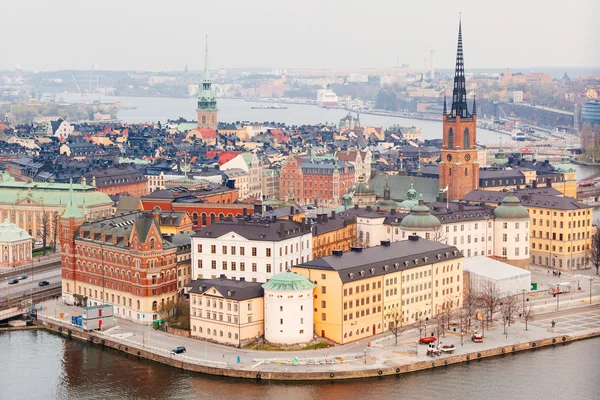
0, 267, 61, 297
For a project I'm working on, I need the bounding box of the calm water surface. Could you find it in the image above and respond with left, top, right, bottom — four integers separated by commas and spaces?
0, 330, 598, 400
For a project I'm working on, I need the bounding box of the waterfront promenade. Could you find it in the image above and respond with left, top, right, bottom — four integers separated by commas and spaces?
35, 299, 600, 380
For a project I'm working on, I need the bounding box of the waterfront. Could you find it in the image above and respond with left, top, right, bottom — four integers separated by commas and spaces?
0, 330, 598, 400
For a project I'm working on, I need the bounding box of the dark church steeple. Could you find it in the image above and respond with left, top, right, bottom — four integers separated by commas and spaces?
449, 15, 470, 120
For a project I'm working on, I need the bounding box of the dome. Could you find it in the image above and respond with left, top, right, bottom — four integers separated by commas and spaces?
374, 199, 399, 210
262, 272, 316, 291
493, 191, 530, 220
554, 148, 575, 173
399, 200, 441, 231
0, 218, 32, 242
491, 147, 509, 166
398, 182, 419, 210
350, 175, 374, 195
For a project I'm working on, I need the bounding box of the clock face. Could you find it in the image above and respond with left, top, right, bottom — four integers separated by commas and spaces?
446, 154, 452, 162
465, 154, 471, 162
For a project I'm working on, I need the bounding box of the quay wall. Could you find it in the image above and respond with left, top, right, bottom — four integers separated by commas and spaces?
33, 318, 600, 381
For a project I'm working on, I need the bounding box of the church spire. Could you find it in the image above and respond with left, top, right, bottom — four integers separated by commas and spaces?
383, 174, 391, 200
203, 35, 211, 83
472, 94, 477, 115
62, 179, 83, 219
450, 14, 470, 119
443, 94, 447, 116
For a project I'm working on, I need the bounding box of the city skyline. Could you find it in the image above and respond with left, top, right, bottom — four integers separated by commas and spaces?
0, 0, 598, 72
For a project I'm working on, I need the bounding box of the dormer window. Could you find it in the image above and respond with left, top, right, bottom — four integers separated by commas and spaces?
370, 268, 375, 275
349, 273, 354, 280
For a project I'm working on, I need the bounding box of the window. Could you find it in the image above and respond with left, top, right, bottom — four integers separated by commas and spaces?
266, 264, 272, 273
503, 234, 507, 242
321, 313, 327, 321
240, 247, 245, 256
252, 247, 257, 256
252, 263, 257, 272
502, 247, 507, 256
240, 262, 245, 272
248, 303, 252, 311
197, 244, 202, 253
211, 245, 216, 254
321, 300, 326, 308
266, 248, 271, 257
211, 260, 216, 269
321, 286, 326, 294
222, 246, 227, 255
503, 222, 507, 229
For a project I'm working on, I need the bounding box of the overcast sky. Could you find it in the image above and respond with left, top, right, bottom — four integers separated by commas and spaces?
1, 0, 598, 72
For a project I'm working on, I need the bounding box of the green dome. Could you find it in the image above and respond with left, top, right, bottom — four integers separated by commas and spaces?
262, 272, 316, 291
398, 182, 419, 210
400, 200, 441, 231
491, 147, 509, 166
493, 191, 530, 220
554, 148, 575, 173
350, 174, 374, 195
374, 199, 399, 210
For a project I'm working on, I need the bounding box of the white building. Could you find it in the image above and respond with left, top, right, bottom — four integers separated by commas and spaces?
493, 191, 530, 266
464, 256, 531, 297
262, 271, 315, 345
220, 152, 263, 199
192, 219, 313, 283
47, 119, 74, 140
0, 218, 33, 268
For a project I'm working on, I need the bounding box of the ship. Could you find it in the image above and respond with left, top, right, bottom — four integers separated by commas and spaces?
511, 122, 526, 141
250, 103, 288, 110
317, 87, 338, 108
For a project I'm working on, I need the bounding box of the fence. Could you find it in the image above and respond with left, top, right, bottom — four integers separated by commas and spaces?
0, 282, 61, 309
0, 256, 61, 278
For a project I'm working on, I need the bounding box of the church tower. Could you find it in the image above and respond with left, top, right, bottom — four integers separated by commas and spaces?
439, 17, 479, 201
60, 180, 86, 304
197, 36, 218, 130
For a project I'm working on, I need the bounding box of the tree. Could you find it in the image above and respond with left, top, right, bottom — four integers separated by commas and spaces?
522, 303, 535, 331
52, 212, 59, 252
462, 290, 479, 331
157, 299, 178, 327
431, 226, 447, 244
387, 310, 407, 346
477, 282, 503, 326
500, 295, 518, 329
588, 224, 600, 275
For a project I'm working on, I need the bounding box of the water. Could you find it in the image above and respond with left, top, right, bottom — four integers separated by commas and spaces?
59, 93, 507, 144
0, 330, 598, 400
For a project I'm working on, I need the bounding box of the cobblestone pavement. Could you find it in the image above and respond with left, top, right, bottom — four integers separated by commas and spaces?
531, 308, 600, 334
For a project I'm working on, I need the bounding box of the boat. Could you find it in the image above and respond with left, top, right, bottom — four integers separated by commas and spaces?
251, 103, 288, 110
472, 330, 483, 342
317, 87, 338, 107
439, 343, 456, 354
420, 336, 437, 344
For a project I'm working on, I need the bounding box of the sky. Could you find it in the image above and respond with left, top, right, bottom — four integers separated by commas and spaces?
1, 0, 598, 72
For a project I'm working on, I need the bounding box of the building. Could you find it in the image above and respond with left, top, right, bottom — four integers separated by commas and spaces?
262, 271, 315, 345
492, 191, 531, 267
261, 168, 280, 200
279, 157, 355, 207
462, 190, 592, 270
349, 175, 377, 207
464, 257, 531, 297
48, 119, 74, 140
188, 276, 264, 347
220, 152, 263, 199
581, 100, 600, 129
82, 166, 149, 197
170, 231, 194, 297
294, 237, 464, 344
61, 208, 180, 324
438, 20, 479, 201
0, 218, 33, 268
0, 172, 113, 242
197, 37, 218, 130
312, 211, 356, 259
192, 218, 313, 283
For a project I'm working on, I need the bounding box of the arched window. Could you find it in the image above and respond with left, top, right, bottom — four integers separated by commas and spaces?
463, 128, 470, 148
149, 238, 155, 250
152, 301, 157, 311
202, 116, 206, 124
219, 213, 225, 221
210, 213, 216, 224
465, 167, 468, 176
201, 213, 207, 226
448, 128, 454, 149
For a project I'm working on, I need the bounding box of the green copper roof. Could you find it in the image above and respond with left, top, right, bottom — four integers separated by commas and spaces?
400, 200, 441, 230
0, 218, 32, 242
198, 35, 217, 110
493, 191, 530, 220
62, 180, 84, 219
262, 272, 316, 291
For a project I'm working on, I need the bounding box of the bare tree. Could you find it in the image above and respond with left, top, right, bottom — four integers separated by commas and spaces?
462, 290, 479, 331
52, 211, 59, 251
433, 312, 446, 338
430, 226, 447, 244
500, 295, 518, 328
478, 282, 503, 325
387, 310, 407, 346
157, 299, 177, 327
588, 224, 600, 275
522, 303, 534, 331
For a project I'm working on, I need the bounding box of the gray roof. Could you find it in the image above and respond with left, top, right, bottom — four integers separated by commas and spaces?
115, 196, 140, 214
187, 277, 264, 301
193, 219, 311, 242
297, 238, 461, 283
461, 190, 592, 211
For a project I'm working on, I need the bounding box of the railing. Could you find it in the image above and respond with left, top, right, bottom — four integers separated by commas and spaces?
0, 282, 62, 309
0, 255, 61, 278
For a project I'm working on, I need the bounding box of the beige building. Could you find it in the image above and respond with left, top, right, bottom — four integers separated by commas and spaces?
0, 218, 33, 268
188, 277, 264, 347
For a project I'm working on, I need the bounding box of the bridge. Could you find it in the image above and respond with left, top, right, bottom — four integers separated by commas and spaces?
0, 306, 32, 322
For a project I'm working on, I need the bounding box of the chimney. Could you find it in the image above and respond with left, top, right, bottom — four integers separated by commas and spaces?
376, 206, 381, 212
290, 206, 294, 215
279, 221, 285, 235
239, 277, 245, 282
331, 210, 336, 220
332, 249, 343, 257
354, 204, 359, 209
391, 208, 396, 215
351, 246, 364, 253
272, 215, 277, 223
380, 240, 391, 247
220, 274, 226, 280
323, 213, 328, 222
313, 226, 318, 236
243, 208, 247, 216
408, 235, 419, 241
366, 206, 372, 211
458, 203, 464, 211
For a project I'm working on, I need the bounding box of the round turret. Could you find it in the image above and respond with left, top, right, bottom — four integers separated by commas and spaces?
493, 191, 529, 220
399, 199, 441, 231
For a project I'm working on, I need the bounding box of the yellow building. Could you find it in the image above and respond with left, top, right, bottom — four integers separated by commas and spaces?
311, 212, 356, 259
188, 276, 264, 347
463, 190, 593, 270
294, 237, 463, 344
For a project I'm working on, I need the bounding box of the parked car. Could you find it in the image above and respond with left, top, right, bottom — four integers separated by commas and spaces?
171, 346, 186, 354
38, 281, 50, 286
17, 274, 28, 280
34, 240, 43, 246
7, 279, 19, 285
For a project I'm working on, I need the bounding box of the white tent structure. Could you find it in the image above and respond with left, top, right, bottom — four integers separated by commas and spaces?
464, 257, 531, 297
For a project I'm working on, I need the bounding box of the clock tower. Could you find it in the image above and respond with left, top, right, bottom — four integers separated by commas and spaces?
197, 36, 218, 130
439, 17, 479, 201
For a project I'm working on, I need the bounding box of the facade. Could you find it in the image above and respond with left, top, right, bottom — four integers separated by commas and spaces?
188, 277, 264, 347
294, 237, 464, 344
0, 218, 33, 268
197, 38, 218, 130
61, 208, 179, 324
349, 175, 377, 207
279, 157, 355, 207
220, 153, 263, 200
336, 148, 372, 183
48, 119, 74, 140
464, 257, 531, 297
0, 171, 113, 242
493, 191, 530, 267
261, 168, 280, 200
83, 166, 148, 197
438, 20, 479, 201
262, 272, 315, 345
192, 219, 313, 283
312, 211, 356, 259
462, 190, 593, 270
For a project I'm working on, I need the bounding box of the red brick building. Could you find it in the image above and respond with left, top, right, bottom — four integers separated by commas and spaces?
61, 188, 179, 324
438, 20, 479, 201
279, 157, 355, 207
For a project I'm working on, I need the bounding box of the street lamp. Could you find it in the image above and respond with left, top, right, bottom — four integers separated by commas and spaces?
521, 288, 527, 311
589, 277, 593, 305
364, 349, 367, 365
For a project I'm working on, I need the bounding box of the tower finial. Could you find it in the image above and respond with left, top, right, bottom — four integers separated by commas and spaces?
443, 94, 447, 116
449, 14, 469, 119
203, 35, 210, 82
472, 94, 477, 115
